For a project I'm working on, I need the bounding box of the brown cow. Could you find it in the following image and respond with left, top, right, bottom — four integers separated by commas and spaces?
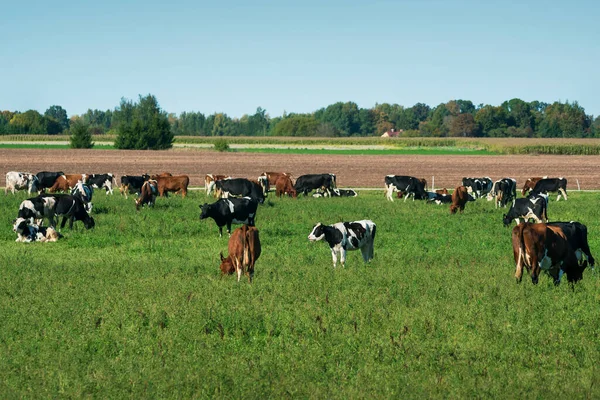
205, 174, 231, 196
435, 188, 449, 195
275, 175, 297, 198
450, 186, 469, 214
135, 180, 158, 210
155, 175, 189, 197
512, 222, 586, 285
521, 176, 545, 196
219, 225, 261, 283
49, 174, 87, 193
261, 172, 293, 189
150, 172, 172, 179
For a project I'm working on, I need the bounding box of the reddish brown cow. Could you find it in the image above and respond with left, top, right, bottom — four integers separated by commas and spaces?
135, 180, 158, 210
155, 175, 189, 197
261, 172, 293, 188
219, 225, 261, 283
521, 177, 544, 196
49, 174, 87, 193
275, 175, 297, 198
205, 174, 231, 196
151, 172, 172, 179
450, 186, 469, 214
435, 188, 449, 195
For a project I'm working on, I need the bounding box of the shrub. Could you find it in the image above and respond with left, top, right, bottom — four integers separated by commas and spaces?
214, 138, 230, 152
69, 120, 94, 149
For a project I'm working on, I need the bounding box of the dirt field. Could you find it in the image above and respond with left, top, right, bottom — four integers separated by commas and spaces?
2, 148, 600, 190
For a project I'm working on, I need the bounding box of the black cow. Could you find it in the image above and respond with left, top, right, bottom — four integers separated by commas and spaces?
35, 171, 64, 193
425, 192, 453, 204
215, 178, 265, 204
503, 193, 548, 226
531, 178, 568, 201
384, 175, 427, 202
487, 178, 517, 208
462, 177, 493, 199
199, 197, 259, 237
120, 174, 150, 199
42, 194, 95, 230
87, 173, 116, 195
294, 174, 337, 196
547, 221, 595, 278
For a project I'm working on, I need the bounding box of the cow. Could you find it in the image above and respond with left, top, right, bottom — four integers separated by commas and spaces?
487, 178, 517, 208
150, 172, 172, 178
205, 174, 231, 196
219, 225, 261, 283
426, 192, 452, 204
215, 178, 264, 204
275, 175, 297, 198
35, 171, 64, 193
49, 174, 87, 193
308, 220, 376, 268
531, 177, 568, 201
512, 223, 588, 285
5, 171, 39, 194
86, 173, 116, 195
547, 221, 595, 274
200, 197, 258, 237
41, 194, 95, 230
521, 176, 546, 196
294, 173, 337, 196
461, 177, 493, 199
450, 186, 470, 214
384, 175, 427, 202
71, 181, 94, 212
17, 196, 58, 227
261, 172, 293, 191
503, 193, 548, 226
120, 174, 150, 199
13, 217, 62, 243
313, 188, 358, 198
135, 180, 158, 210
153, 175, 189, 198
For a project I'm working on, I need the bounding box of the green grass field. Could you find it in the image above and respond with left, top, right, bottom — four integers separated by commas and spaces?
1, 190, 599, 398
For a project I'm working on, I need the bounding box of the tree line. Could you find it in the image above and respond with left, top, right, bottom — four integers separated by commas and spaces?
1, 96, 599, 149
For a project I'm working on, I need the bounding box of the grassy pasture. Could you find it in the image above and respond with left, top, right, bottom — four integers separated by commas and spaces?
1, 190, 600, 398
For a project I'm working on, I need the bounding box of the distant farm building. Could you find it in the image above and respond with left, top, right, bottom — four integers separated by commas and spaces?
381, 128, 402, 138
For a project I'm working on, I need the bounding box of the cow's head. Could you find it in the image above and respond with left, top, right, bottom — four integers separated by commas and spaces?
308, 223, 325, 241
199, 203, 212, 220
219, 252, 235, 275
83, 215, 95, 229
13, 217, 28, 233
449, 205, 459, 214
502, 214, 512, 227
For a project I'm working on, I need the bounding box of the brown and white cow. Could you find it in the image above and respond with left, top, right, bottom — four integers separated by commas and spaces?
521, 176, 545, 196
135, 180, 158, 210
261, 172, 293, 190
49, 174, 87, 193
450, 186, 469, 214
155, 175, 189, 197
205, 174, 231, 196
275, 175, 297, 198
219, 225, 261, 283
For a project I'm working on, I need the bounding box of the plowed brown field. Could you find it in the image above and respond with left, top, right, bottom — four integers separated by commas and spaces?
2, 148, 600, 190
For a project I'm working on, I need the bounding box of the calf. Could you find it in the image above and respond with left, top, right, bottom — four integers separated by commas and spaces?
294, 173, 336, 196
200, 197, 258, 237
215, 178, 264, 204
461, 177, 493, 198
521, 176, 545, 196
487, 178, 517, 208
35, 171, 64, 193
503, 193, 548, 226
43, 194, 95, 230
205, 174, 231, 196
384, 175, 427, 202
275, 175, 297, 198
120, 174, 150, 199
308, 220, 376, 268
49, 174, 87, 193
13, 217, 62, 242
135, 180, 158, 210
219, 225, 261, 283
86, 173, 116, 195
155, 175, 189, 197
17, 196, 58, 227
5, 171, 39, 194
531, 177, 568, 201
450, 186, 469, 214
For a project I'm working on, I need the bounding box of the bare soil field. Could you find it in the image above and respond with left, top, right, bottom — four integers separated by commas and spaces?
1, 148, 600, 190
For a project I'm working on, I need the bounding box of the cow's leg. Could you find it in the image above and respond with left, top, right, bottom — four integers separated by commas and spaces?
559, 188, 568, 201
226, 222, 232, 237
331, 248, 338, 268
218, 225, 223, 238
340, 248, 347, 267
386, 186, 395, 202
515, 247, 524, 283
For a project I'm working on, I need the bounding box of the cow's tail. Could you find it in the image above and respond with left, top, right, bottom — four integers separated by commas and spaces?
241, 225, 249, 280
514, 223, 528, 281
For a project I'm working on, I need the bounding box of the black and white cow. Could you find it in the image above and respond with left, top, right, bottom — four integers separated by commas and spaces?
487, 178, 517, 208
199, 197, 259, 237
313, 188, 358, 198
425, 192, 453, 204
17, 196, 58, 227
503, 193, 548, 226
35, 171, 64, 193
294, 174, 337, 196
87, 173, 116, 195
215, 178, 265, 204
462, 177, 493, 199
120, 174, 150, 199
12, 217, 62, 242
308, 220, 376, 268
71, 181, 94, 212
531, 177, 568, 201
384, 175, 427, 202
42, 194, 95, 230
547, 221, 595, 275
5, 171, 39, 194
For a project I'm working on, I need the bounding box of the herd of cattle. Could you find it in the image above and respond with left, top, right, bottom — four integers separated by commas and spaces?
4, 170, 594, 286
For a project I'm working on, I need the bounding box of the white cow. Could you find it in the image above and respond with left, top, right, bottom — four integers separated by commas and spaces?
5, 171, 39, 195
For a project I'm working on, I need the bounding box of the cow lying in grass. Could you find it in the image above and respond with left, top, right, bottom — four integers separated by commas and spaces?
13, 217, 62, 242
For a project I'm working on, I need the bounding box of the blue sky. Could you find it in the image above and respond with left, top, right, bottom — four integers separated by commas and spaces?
2, 0, 599, 119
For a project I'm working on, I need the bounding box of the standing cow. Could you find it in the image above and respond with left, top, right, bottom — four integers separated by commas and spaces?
5, 171, 39, 194
200, 197, 259, 237
450, 186, 470, 214
219, 225, 261, 283
308, 220, 376, 268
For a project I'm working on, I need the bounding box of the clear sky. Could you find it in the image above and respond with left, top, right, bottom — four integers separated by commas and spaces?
2, 0, 599, 119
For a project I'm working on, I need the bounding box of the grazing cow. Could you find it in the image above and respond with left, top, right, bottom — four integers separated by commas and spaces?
503, 193, 548, 226
17, 196, 58, 227
49, 174, 87, 193
205, 174, 231, 196
35, 171, 64, 193
487, 178, 517, 208
41, 194, 95, 230
531, 177, 568, 201
153, 175, 189, 197
215, 178, 265, 204
71, 181, 94, 212
384, 175, 427, 202
13, 217, 62, 242
261, 172, 293, 191
461, 177, 493, 198
450, 186, 470, 214
275, 175, 297, 198
521, 176, 546, 196
547, 221, 595, 273
308, 220, 376, 268
135, 180, 158, 210
313, 188, 358, 198
294, 173, 337, 196
86, 173, 116, 194
219, 225, 261, 283
200, 197, 258, 237
120, 174, 150, 199
512, 223, 588, 285
5, 171, 39, 194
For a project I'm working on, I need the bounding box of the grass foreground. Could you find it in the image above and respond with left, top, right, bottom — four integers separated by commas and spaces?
1, 190, 600, 398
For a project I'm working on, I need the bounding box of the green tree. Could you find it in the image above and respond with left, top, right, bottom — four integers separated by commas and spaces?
449, 113, 478, 137
475, 105, 508, 135
272, 114, 319, 136
114, 95, 173, 150
69, 120, 94, 149
211, 113, 233, 136
45, 105, 70, 131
